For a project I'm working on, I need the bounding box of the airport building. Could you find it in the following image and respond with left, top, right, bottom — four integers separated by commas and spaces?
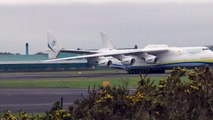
0, 43, 95, 72
0, 53, 91, 72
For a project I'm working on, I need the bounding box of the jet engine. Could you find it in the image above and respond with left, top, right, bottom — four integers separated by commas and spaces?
97, 59, 112, 67
144, 55, 158, 64
121, 57, 136, 65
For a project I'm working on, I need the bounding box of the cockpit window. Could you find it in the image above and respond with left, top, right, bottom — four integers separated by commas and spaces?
202, 48, 209, 50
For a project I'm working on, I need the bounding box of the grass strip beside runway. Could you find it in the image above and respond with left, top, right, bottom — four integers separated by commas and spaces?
0, 69, 126, 75
0, 76, 173, 88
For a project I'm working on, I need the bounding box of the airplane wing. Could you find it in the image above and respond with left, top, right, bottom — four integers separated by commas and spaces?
43, 48, 168, 62
60, 49, 98, 54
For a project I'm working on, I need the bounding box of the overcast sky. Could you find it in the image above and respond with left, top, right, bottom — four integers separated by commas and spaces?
0, 0, 213, 54
1, 0, 213, 5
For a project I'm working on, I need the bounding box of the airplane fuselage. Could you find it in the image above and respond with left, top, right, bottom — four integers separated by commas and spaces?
46, 32, 213, 74
110, 47, 213, 74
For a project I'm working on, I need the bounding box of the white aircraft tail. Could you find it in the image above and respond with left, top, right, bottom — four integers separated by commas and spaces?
47, 32, 62, 59
100, 32, 116, 50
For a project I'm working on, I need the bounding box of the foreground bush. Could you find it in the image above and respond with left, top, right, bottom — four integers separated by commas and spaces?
1, 102, 73, 120
71, 67, 213, 120
1, 67, 213, 120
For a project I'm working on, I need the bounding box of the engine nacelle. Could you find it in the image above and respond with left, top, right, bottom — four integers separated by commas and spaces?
97, 59, 112, 67
144, 56, 158, 64
121, 57, 135, 65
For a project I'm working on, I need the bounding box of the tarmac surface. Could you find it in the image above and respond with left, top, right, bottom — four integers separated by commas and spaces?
0, 88, 88, 113
0, 72, 138, 80
0, 71, 166, 113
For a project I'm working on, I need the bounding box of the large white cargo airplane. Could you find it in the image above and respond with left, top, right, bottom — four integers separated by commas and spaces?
45, 32, 213, 74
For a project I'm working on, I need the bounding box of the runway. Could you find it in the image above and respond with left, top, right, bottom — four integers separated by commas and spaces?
0, 88, 88, 113
0, 71, 166, 80
0, 72, 138, 80
0, 71, 166, 113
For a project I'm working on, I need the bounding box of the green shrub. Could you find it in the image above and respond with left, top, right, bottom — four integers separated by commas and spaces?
71, 67, 213, 120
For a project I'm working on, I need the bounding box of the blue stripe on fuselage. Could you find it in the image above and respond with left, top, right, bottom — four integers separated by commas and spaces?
111, 62, 213, 70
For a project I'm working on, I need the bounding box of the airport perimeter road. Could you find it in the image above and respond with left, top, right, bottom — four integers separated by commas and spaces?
0, 89, 88, 113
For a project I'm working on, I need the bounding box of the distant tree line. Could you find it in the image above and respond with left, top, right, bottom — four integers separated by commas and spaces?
0, 52, 15, 55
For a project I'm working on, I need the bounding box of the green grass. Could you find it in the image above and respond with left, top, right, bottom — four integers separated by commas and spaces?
0, 69, 190, 88
0, 76, 170, 88
0, 69, 126, 75
0, 112, 45, 119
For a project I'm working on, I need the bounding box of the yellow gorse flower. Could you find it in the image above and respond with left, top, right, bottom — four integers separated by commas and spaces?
185, 89, 190, 94
125, 92, 144, 103
96, 94, 114, 103
63, 113, 72, 118
190, 85, 199, 90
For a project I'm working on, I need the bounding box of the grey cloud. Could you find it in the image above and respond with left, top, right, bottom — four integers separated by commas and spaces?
0, 3, 213, 54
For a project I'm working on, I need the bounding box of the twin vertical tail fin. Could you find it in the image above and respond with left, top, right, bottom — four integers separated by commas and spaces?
47, 32, 61, 59
47, 32, 116, 59
100, 32, 116, 50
